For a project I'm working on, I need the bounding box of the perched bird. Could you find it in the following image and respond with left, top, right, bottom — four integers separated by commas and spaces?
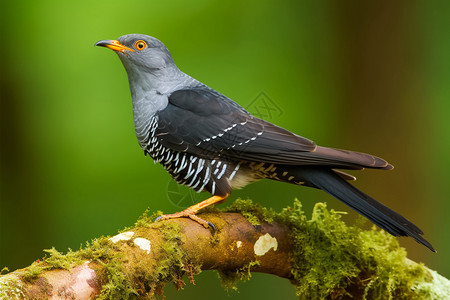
95, 34, 434, 252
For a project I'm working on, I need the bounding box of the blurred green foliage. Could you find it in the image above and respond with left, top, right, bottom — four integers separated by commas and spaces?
1, 1, 449, 298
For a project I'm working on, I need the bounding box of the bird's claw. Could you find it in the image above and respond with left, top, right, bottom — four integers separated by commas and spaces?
207, 221, 216, 231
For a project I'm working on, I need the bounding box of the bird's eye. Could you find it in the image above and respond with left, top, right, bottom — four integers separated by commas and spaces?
134, 40, 147, 51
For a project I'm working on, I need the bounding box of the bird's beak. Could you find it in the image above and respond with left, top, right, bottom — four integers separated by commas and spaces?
95, 40, 135, 53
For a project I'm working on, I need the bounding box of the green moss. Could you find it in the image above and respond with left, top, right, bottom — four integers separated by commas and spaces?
114, 221, 200, 299
97, 259, 138, 300
134, 208, 163, 228
11, 212, 200, 299
17, 235, 128, 298
76, 236, 140, 299
224, 198, 277, 225
155, 223, 185, 279
222, 199, 431, 299
217, 260, 261, 291
43, 248, 76, 270
209, 230, 221, 247
78, 236, 117, 262
151, 222, 201, 293
0, 273, 25, 299
285, 202, 361, 298
282, 201, 430, 299
20, 261, 49, 283
5, 201, 436, 299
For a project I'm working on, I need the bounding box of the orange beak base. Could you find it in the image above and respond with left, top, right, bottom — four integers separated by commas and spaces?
95, 40, 134, 53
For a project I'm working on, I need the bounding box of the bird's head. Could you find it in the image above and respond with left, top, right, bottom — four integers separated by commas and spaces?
95, 34, 175, 72
95, 34, 183, 97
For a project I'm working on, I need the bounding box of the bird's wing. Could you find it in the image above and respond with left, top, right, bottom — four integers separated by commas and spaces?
153, 88, 391, 169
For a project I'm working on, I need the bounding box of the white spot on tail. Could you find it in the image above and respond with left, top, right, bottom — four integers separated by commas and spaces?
236, 241, 242, 248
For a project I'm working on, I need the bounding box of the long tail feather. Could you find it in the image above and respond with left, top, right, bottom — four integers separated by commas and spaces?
296, 167, 435, 252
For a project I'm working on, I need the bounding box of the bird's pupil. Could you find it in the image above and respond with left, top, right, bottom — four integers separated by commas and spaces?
138, 43, 143, 49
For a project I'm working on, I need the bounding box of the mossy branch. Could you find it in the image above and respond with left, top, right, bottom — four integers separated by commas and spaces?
0, 199, 449, 299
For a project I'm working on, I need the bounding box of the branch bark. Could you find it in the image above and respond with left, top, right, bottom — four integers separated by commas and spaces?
0, 200, 449, 299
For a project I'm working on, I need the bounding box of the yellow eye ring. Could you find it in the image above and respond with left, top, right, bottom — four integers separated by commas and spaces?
134, 40, 147, 51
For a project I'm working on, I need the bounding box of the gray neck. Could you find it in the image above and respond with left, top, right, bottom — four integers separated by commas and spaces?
121, 63, 202, 148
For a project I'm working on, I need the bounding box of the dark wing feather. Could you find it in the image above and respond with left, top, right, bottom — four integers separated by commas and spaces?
153, 88, 391, 169
154, 88, 315, 155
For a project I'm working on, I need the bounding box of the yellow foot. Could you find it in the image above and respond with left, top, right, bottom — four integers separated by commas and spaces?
155, 209, 215, 230
155, 194, 229, 230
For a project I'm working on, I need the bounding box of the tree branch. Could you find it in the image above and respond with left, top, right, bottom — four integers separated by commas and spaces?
1, 200, 449, 299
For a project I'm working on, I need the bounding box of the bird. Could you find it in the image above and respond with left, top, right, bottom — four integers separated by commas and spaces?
95, 34, 434, 252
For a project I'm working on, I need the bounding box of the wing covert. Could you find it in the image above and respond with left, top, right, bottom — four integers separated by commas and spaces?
153, 88, 316, 161
152, 88, 390, 169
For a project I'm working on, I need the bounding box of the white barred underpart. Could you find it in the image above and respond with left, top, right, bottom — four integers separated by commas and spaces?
141, 116, 304, 193
142, 116, 242, 194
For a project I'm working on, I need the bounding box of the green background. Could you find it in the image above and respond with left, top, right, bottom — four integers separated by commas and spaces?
1, 1, 449, 298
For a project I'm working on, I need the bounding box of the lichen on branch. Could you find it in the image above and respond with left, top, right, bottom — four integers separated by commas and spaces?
0, 199, 448, 299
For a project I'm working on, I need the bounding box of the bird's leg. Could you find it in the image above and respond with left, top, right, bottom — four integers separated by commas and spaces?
155, 194, 229, 228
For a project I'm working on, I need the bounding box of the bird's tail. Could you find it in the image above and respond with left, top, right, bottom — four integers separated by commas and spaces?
295, 167, 435, 252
